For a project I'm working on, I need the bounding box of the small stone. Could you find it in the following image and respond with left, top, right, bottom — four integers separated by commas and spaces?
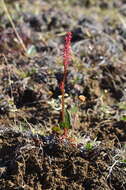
78, 95, 86, 102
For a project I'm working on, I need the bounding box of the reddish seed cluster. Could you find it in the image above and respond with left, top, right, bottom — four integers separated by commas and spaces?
59, 32, 72, 134
63, 32, 72, 66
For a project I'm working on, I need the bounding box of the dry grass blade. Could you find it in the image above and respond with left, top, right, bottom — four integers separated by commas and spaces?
1, 0, 27, 53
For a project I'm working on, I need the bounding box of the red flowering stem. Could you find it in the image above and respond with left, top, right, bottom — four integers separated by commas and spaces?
60, 32, 72, 133
60, 81, 65, 123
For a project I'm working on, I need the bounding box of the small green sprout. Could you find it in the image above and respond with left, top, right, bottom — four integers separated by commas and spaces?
85, 142, 94, 150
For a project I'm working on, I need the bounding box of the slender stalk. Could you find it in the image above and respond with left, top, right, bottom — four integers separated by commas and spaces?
61, 82, 65, 123
60, 32, 72, 136
61, 64, 67, 123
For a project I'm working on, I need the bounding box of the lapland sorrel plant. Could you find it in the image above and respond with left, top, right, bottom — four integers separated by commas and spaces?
59, 32, 72, 136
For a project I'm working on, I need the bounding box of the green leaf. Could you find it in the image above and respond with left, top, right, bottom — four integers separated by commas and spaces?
85, 143, 93, 150
59, 109, 72, 129
120, 116, 126, 121
122, 159, 126, 163
52, 126, 61, 133
59, 121, 66, 128
65, 109, 71, 129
